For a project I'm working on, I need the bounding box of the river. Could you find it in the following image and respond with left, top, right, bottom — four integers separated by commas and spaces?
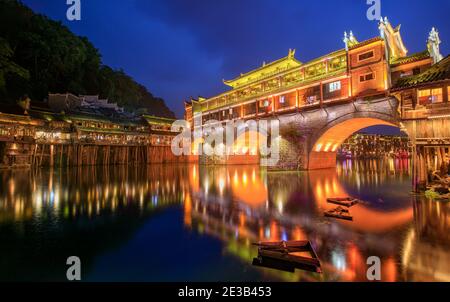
0, 159, 449, 281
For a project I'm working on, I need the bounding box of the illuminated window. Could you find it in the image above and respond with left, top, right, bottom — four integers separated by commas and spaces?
244, 102, 257, 115
329, 81, 341, 92
400, 71, 413, 78
358, 51, 374, 61
432, 88, 443, 103
329, 56, 346, 70
307, 96, 317, 104
279, 96, 285, 104
263, 99, 270, 107
359, 73, 374, 82
418, 88, 443, 105
418, 90, 429, 98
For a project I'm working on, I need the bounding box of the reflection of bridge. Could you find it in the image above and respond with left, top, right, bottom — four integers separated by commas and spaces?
190, 165, 413, 233
185, 18, 450, 179
186, 164, 413, 281
186, 164, 450, 281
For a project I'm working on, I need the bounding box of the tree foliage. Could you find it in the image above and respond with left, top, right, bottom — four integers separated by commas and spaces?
0, 0, 174, 118
0, 37, 29, 90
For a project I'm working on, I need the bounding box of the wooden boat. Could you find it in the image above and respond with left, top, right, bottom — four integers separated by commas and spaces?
252, 240, 321, 273
252, 256, 296, 273
327, 197, 359, 207
324, 206, 353, 221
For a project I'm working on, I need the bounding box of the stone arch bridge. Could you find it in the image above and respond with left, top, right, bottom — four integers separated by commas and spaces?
272, 97, 400, 170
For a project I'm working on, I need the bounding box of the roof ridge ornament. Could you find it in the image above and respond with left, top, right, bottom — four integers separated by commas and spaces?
343, 31, 349, 50
428, 27, 443, 64
378, 16, 408, 60
343, 30, 359, 50
288, 48, 296, 58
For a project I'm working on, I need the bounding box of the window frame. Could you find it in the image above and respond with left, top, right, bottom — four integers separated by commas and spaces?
359, 72, 375, 83
418, 87, 444, 104
328, 81, 342, 93
357, 50, 375, 62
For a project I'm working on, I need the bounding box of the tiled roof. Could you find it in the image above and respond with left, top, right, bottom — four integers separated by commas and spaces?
143, 115, 176, 125
390, 50, 430, 67
224, 50, 302, 89
348, 37, 383, 50
392, 55, 450, 90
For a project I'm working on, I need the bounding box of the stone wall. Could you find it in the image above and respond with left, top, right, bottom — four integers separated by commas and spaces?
272, 96, 400, 170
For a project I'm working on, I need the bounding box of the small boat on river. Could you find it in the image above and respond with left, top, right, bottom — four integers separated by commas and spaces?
324, 206, 353, 221
327, 197, 359, 207
252, 240, 321, 273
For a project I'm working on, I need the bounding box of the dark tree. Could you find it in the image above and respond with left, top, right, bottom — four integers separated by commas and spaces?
0, 0, 175, 118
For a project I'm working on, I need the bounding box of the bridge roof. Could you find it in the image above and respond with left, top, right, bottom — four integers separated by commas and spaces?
392, 54, 450, 90
223, 49, 302, 89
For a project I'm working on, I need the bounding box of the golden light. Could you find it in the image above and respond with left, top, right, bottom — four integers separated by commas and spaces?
204, 178, 209, 195
277, 199, 284, 214
219, 177, 225, 195
192, 165, 197, 180
239, 213, 245, 227
242, 172, 248, 185
310, 118, 397, 169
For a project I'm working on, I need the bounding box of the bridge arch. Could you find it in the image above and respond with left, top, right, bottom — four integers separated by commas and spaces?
308, 111, 400, 170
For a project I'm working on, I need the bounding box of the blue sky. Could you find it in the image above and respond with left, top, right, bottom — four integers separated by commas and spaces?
23, 0, 450, 119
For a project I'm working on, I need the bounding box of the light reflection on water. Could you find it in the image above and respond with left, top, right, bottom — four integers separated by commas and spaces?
0, 158, 449, 281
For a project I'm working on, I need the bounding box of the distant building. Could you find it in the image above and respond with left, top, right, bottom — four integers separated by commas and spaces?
48, 93, 125, 116
48, 93, 82, 113
80, 95, 124, 113
338, 133, 410, 159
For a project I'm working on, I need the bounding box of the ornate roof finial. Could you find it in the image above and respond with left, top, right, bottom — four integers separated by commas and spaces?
343, 31, 350, 51
344, 31, 358, 50
428, 27, 443, 64
347, 31, 358, 46
288, 48, 296, 58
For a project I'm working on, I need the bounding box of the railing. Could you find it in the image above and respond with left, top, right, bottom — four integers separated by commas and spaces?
203, 66, 347, 112
402, 103, 450, 120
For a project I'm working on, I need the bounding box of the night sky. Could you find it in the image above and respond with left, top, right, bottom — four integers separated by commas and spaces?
23, 0, 449, 128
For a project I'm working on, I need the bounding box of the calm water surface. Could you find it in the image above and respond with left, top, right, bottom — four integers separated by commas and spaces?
1, 159, 449, 281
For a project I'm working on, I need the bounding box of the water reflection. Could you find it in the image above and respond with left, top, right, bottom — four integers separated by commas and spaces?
0, 158, 449, 281
0, 166, 188, 223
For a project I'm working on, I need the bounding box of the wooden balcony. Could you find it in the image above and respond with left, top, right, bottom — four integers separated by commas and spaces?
402, 103, 450, 120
